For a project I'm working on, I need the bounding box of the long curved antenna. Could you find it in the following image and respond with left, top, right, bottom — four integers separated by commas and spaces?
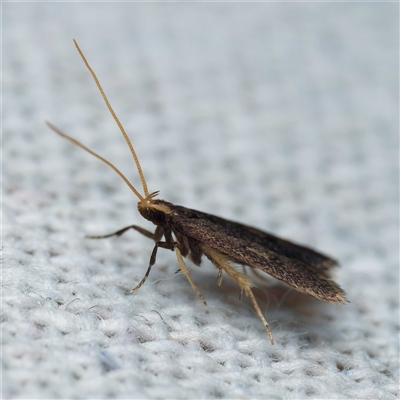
46, 121, 144, 201
73, 39, 150, 199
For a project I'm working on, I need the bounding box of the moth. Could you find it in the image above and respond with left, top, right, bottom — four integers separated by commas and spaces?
47, 40, 347, 344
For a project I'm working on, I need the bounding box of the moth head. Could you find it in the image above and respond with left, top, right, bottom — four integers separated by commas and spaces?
138, 193, 171, 226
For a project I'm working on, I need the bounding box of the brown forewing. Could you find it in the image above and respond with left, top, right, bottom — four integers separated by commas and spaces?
165, 202, 347, 304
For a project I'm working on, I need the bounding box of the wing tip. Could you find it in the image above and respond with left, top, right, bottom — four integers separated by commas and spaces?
320, 280, 349, 304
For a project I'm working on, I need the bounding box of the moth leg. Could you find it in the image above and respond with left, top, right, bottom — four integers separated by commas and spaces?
86, 225, 162, 240
217, 269, 223, 286
129, 241, 174, 293
245, 287, 274, 345
202, 245, 274, 345
174, 246, 207, 306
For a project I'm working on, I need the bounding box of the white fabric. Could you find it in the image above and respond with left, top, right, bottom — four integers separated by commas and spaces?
3, 3, 398, 399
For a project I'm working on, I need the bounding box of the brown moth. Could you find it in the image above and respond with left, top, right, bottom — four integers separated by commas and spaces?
47, 40, 348, 345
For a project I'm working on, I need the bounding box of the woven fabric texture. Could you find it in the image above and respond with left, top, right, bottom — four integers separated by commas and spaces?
3, 3, 398, 399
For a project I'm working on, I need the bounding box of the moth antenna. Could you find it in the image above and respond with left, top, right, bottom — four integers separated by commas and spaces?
73, 39, 150, 199
46, 121, 144, 201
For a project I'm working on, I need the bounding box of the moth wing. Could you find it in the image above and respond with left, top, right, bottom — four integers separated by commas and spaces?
171, 209, 347, 304
216, 218, 336, 274
172, 206, 338, 272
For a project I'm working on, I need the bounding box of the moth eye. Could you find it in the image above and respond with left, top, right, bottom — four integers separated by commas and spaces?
153, 210, 166, 224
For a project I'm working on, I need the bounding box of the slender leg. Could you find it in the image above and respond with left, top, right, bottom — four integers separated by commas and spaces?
245, 288, 274, 345
86, 225, 155, 239
86, 225, 164, 241
174, 246, 207, 306
129, 241, 174, 293
202, 245, 274, 345
217, 269, 223, 286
